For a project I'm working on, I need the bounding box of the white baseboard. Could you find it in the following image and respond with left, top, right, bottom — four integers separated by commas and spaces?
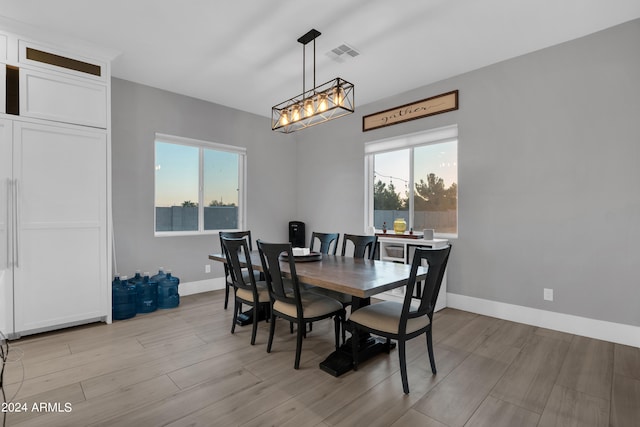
447, 292, 640, 348
180, 277, 226, 296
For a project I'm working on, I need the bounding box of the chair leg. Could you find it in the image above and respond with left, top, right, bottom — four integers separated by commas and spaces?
398, 340, 409, 394
267, 313, 276, 353
224, 282, 230, 309
294, 322, 304, 369
231, 298, 238, 334
427, 329, 437, 374
250, 304, 258, 345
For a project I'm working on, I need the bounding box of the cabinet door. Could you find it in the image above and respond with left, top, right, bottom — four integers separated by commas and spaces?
0, 119, 12, 335
13, 121, 107, 334
20, 68, 108, 128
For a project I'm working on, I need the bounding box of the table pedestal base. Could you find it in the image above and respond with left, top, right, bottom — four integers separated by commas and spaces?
319, 335, 395, 377
235, 307, 268, 326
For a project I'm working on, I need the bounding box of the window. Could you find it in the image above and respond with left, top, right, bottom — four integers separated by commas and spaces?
365, 125, 458, 237
154, 133, 246, 235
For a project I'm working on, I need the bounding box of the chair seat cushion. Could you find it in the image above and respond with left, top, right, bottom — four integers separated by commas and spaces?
227, 268, 261, 284
349, 301, 430, 335
236, 281, 270, 303
273, 292, 342, 319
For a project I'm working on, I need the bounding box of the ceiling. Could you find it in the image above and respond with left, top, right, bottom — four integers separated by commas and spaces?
1, 0, 639, 119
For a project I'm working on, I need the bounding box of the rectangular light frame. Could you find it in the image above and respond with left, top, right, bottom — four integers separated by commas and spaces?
272, 77, 354, 133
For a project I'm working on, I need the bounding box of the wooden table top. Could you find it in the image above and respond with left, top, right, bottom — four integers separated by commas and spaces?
209, 251, 427, 299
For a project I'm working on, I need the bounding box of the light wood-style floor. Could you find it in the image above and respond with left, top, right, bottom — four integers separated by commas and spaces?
2, 290, 639, 427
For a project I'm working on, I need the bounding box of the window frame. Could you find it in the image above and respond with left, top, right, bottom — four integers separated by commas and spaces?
154, 133, 247, 237
364, 125, 458, 238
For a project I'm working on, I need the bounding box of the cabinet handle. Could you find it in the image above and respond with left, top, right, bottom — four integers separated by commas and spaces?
13, 179, 18, 268
6, 178, 11, 267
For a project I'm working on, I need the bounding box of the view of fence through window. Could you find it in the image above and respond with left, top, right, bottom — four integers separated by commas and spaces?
155, 138, 242, 233
373, 140, 457, 234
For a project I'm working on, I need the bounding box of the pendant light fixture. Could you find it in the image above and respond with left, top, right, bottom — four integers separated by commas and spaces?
272, 29, 355, 133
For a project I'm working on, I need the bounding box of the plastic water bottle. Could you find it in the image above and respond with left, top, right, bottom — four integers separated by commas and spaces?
136, 272, 158, 313
129, 270, 143, 287
112, 275, 136, 320
158, 270, 180, 309
151, 267, 167, 284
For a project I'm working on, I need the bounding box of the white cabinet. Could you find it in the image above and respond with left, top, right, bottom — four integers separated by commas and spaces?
0, 119, 13, 335
20, 68, 107, 128
15, 122, 108, 333
0, 33, 7, 61
0, 28, 112, 338
377, 236, 449, 312
1, 120, 109, 337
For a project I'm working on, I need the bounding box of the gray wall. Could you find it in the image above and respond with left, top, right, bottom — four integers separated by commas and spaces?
295, 19, 640, 327
111, 79, 298, 282
111, 19, 640, 328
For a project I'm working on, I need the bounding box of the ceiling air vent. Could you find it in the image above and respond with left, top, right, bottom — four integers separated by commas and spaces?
327, 43, 360, 63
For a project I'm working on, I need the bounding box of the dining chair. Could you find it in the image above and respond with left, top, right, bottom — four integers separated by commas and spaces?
341, 234, 378, 260
219, 230, 259, 309
309, 232, 340, 255
257, 240, 345, 369
305, 231, 340, 333
349, 244, 451, 394
221, 236, 270, 345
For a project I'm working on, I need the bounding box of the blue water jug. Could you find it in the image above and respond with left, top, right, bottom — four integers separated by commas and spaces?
151, 267, 166, 284
112, 275, 137, 320
158, 270, 180, 309
129, 270, 143, 287
136, 272, 158, 313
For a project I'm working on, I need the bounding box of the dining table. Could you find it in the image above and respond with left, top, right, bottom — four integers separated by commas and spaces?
209, 250, 428, 376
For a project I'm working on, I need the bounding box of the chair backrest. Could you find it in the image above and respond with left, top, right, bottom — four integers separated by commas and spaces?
310, 232, 340, 255
221, 236, 258, 296
341, 234, 378, 259
402, 245, 452, 327
257, 240, 301, 314
219, 231, 253, 279
219, 230, 253, 251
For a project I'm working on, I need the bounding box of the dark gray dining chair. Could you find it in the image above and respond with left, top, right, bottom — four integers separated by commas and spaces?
221, 236, 270, 345
341, 234, 378, 260
257, 240, 345, 369
309, 232, 340, 255
349, 244, 451, 393
219, 230, 259, 309
312, 233, 377, 342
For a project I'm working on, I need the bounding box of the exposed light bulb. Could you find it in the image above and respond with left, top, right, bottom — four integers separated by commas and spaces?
279, 109, 289, 126
291, 104, 301, 122
333, 86, 345, 106
318, 93, 328, 112
303, 98, 314, 117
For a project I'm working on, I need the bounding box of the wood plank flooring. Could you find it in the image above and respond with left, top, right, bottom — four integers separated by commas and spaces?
2, 290, 639, 426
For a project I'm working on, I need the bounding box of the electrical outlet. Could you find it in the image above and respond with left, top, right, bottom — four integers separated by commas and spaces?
205, 264, 211, 273
543, 288, 554, 301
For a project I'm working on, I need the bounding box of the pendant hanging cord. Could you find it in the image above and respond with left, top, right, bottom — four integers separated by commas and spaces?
302, 42, 306, 97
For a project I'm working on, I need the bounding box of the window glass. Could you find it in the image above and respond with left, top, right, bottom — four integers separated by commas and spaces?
154, 134, 245, 235
366, 126, 458, 237
203, 149, 239, 230
413, 141, 457, 234
373, 149, 409, 230
155, 142, 199, 232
